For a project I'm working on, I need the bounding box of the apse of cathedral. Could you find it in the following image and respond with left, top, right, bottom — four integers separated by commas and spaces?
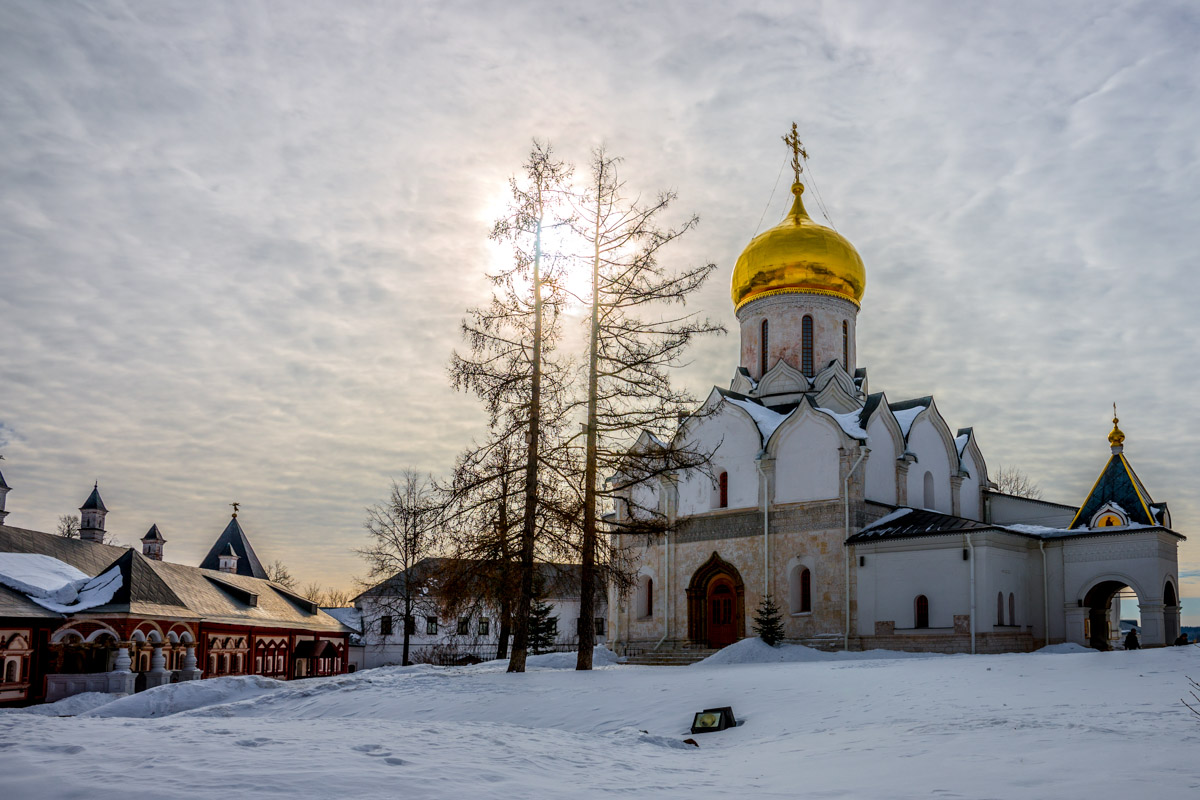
609, 126, 1183, 662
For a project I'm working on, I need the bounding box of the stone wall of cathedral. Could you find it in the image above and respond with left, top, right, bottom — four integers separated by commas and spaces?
614, 499, 888, 651
736, 293, 858, 381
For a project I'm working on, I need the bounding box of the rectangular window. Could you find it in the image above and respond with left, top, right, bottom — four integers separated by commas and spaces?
404, 616, 416, 636
457, 617, 470, 636
595, 617, 605, 637
478, 618, 490, 636
426, 616, 438, 635
380, 615, 393, 636
547, 618, 557, 638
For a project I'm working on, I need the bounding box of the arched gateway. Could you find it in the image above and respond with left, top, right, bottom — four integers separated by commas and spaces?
686, 553, 746, 648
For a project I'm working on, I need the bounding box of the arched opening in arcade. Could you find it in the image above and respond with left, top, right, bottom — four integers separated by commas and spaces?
1082, 580, 1142, 651
686, 552, 746, 649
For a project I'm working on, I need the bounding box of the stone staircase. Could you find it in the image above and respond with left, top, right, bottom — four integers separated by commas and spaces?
621, 646, 718, 666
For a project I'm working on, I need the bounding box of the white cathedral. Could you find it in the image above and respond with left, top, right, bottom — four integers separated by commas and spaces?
607, 134, 1183, 658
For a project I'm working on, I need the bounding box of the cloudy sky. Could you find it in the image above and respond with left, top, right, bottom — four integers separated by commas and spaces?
2, 1, 1198, 613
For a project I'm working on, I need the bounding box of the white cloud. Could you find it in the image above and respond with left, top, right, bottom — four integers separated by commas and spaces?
1, 0, 1198, 592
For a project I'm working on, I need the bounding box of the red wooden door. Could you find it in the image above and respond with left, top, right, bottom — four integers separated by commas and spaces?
707, 579, 736, 648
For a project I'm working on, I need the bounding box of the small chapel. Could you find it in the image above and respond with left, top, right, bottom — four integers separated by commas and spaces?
608, 127, 1183, 659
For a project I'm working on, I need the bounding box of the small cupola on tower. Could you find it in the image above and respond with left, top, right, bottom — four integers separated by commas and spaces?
217, 543, 239, 574
199, 502, 270, 579
141, 524, 166, 561
1068, 408, 1165, 530
0, 464, 10, 525
79, 483, 109, 543
731, 124, 866, 383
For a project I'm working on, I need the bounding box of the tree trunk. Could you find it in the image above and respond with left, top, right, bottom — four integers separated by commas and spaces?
508, 200, 544, 674
402, 596, 412, 666
576, 181, 603, 670
496, 598, 511, 660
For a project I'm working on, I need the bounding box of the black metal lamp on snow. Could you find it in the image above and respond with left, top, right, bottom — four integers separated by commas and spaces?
691, 706, 737, 734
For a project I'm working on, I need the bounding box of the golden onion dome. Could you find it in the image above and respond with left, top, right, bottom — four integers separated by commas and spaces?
731, 182, 865, 311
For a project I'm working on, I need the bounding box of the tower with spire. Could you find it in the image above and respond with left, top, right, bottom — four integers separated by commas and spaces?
79, 483, 108, 543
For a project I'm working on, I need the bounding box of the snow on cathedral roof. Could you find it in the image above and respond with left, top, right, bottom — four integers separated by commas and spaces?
724, 394, 867, 444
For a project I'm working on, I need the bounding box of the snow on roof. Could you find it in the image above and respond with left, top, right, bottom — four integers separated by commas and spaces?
0, 552, 124, 612
815, 406, 867, 440
1002, 522, 1157, 539
726, 397, 791, 442
955, 433, 969, 455
892, 405, 927, 437
31, 565, 123, 613
859, 507, 913, 532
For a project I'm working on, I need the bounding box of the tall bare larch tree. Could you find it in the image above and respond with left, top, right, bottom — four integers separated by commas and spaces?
569, 147, 724, 669
450, 141, 573, 673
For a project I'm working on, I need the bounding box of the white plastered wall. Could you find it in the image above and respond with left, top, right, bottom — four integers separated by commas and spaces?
864, 414, 898, 505
906, 416, 953, 514
675, 405, 763, 516
773, 413, 840, 503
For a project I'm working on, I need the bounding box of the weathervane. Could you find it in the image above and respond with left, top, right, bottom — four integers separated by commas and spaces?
230, 501, 240, 518
782, 122, 807, 184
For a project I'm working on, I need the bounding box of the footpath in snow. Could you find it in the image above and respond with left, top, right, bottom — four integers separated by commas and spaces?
2, 643, 1198, 799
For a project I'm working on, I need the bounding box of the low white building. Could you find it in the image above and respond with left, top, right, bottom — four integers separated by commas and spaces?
353, 558, 607, 668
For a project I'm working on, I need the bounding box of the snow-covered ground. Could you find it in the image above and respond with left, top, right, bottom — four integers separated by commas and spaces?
2, 643, 1199, 798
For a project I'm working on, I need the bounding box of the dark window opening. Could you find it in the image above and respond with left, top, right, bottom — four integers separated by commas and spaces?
595, 617, 606, 637
718, 472, 729, 508
478, 618, 490, 636
426, 616, 438, 635
760, 319, 769, 376
457, 617, 470, 636
842, 320, 849, 369
802, 315, 814, 377
380, 615, 393, 636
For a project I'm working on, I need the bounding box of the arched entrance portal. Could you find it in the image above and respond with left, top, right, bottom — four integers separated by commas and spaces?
1083, 580, 1140, 650
686, 553, 746, 648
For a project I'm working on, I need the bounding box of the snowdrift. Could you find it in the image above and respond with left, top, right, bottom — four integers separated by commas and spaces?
83, 675, 286, 718
695, 637, 944, 666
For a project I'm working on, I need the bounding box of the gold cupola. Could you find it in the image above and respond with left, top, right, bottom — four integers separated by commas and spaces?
731, 127, 865, 311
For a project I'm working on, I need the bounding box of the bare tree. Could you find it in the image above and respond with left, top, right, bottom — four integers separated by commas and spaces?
323, 587, 353, 608
450, 141, 574, 673
56, 514, 80, 539
266, 559, 297, 589
358, 470, 444, 666
299, 582, 326, 605
567, 147, 724, 669
994, 465, 1043, 500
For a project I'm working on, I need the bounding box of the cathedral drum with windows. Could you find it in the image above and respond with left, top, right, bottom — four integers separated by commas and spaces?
607, 128, 1183, 659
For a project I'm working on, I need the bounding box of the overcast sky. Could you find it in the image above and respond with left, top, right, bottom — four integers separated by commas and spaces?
2, 1, 1198, 614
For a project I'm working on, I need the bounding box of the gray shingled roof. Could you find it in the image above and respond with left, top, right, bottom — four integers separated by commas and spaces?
198, 516, 268, 579
0, 523, 348, 632
141, 524, 165, 543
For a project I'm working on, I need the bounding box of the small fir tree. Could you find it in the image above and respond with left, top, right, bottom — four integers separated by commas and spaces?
528, 595, 557, 655
753, 594, 786, 647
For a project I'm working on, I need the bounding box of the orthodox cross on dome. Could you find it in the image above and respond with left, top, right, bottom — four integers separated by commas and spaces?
1108, 403, 1125, 450
230, 501, 240, 519
782, 122, 808, 185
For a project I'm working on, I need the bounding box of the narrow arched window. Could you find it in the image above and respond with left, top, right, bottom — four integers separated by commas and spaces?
800, 568, 811, 613
842, 320, 849, 370
645, 577, 654, 617
923, 471, 934, 510
1008, 593, 1016, 626
718, 472, 728, 508
915, 595, 929, 628
4, 660, 16, 683
802, 315, 814, 377
997, 592, 1005, 626
760, 319, 769, 376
